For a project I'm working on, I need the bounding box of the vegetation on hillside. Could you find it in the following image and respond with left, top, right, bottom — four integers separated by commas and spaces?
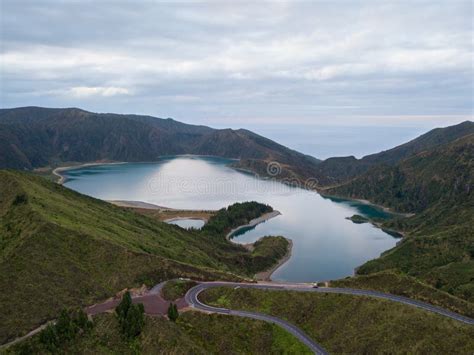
314, 120, 474, 186
201, 287, 474, 354
324, 134, 474, 303
0, 107, 319, 174
115, 292, 145, 340
6, 312, 310, 354
11, 309, 93, 354
249, 236, 289, 272
161, 279, 197, 301
0, 171, 288, 344
201, 201, 273, 236
326, 134, 473, 213
331, 271, 474, 317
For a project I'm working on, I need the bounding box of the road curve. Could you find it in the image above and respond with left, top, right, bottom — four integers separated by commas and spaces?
185, 282, 474, 354
185, 282, 328, 355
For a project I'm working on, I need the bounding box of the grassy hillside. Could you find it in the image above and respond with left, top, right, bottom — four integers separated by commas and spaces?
0, 107, 319, 174
331, 271, 474, 317
201, 287, 474, 354
324, 134, 474, 302
325, 134, 473, 213
0, 171, 288, 344
6, 312, 310, 354
314, 121, 474, 186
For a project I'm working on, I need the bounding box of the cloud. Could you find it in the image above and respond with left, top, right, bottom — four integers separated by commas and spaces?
0, 0, 472, 126
68, 86, 131, 98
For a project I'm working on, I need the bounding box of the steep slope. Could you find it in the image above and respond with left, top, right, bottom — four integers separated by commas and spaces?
326, 134, 474, 213
0, 171, 287, 344
325, 135, 474, 301
314, 121, 474, 186
0, 107, 319, 176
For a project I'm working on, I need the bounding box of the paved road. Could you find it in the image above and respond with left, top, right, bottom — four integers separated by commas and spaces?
186, 283, 328, 354
185, 281, 474, 354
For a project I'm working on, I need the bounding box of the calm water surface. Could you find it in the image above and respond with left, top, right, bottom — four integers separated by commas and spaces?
167, 219, 205, 229
63, 156, 397, 282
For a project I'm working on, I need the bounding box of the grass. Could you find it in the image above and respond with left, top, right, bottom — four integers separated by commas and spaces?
326, 134, 474, 303
331, 270, 474, 318
200, 287, 474, 354
358, 216, 474, 302
249, 236, 289, 273
0, 170, 289, 344
161, 279, 197, 301
6, 312, 311, 354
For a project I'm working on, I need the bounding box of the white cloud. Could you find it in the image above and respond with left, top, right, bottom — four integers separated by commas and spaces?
0, 1, 472, 124
68, 86, 130, 98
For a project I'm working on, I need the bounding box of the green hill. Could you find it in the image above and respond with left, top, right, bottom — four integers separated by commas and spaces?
201, 287, 474, 354
325, 134, 474, 301
314, 121, 474, 186
0, 171, 287, 344
0, 107, 319, 178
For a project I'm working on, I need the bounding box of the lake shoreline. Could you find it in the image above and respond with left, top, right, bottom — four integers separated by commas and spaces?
51, 155, 239, 185
52, 161, 126, 184
319, 191, 414, 218
163, 216, 208, 223
53, 156, 398, 283
255, 238, 293, 281
226, 210, 282, 240
51, 158, 411, 222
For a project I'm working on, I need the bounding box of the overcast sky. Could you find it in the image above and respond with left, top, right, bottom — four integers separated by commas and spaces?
1, 0, 472, 130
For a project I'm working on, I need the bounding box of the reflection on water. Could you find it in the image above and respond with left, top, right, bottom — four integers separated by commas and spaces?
63, 156, 398, 282
167, 219, 205, 230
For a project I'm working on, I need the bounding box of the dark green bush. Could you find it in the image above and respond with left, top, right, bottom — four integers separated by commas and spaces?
167, 303, 179, 322
38, 308, 92, 352
115, 291, 145, 339
201, 201, 273, 236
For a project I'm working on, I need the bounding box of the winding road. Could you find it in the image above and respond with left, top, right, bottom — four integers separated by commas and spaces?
185, 281, 474, 354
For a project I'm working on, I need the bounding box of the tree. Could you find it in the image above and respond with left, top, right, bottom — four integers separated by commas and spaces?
37, 308, 93, 351
115, 291, 145, 339
39, 324, 59, 352
123, 303, 145, 339
116, 291, 132, 322
72, 308, 93, 331
167, 303, 179, 322
56, 309, 78, 341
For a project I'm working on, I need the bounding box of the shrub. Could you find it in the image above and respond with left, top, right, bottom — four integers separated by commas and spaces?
116, 291, 132, 321
115, 291, 145, 339
38, 308, 92, 351
39, 324, 59, 352
167, 303, 179, 322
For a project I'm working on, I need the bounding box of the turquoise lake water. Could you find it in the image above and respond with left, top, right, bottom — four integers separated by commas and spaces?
62, 156, 398, 282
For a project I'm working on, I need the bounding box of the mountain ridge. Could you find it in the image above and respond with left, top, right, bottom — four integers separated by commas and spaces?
314, 120, 474, 186
1, 107, 472, 190
0, 107, 320, 177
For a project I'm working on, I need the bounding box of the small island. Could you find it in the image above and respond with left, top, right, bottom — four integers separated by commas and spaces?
346, 214, 369, 224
